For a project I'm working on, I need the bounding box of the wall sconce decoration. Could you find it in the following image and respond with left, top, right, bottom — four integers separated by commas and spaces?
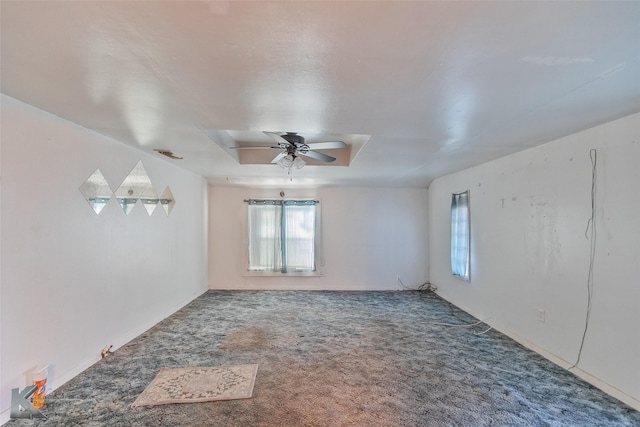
80, 161, 175, 216
114, 163, 143, 215
129, 162, 159, 216
79, 169, 113, 215
160, 186, 175, 216
141, 196, 159, 216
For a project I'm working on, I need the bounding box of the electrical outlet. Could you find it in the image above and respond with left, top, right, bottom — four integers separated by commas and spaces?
537, 309, 546, 323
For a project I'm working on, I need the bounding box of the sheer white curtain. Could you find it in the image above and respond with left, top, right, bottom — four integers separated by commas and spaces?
247, 200, 316, 272
248, 203, 282, 271
451, 191, 470, 281
282, 203, 316, 272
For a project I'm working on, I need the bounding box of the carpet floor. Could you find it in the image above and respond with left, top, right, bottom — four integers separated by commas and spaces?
7, 290, 640, 426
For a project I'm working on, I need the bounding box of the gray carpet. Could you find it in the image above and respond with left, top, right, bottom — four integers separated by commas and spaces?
6, 290, 640, 426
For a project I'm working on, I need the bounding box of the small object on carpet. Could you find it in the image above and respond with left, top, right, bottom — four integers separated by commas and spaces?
132, 364, 258, 407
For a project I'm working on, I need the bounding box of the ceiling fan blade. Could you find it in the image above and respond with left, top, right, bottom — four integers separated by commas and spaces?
306, 141, 347, 150
271, 151, 287, 163
263, 131, 291, 145
229, 146, 280, 150
300, 150, 336, 163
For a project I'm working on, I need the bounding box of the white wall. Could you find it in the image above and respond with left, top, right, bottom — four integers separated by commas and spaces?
0, 95, 209, 422
428, 112, 640, 409
209, 186, 429, 290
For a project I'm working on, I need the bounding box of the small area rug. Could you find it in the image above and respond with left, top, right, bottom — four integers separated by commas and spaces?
132, 364, 258, 407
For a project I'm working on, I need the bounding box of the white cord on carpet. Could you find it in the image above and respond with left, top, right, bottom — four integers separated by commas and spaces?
396, 277, 493, 334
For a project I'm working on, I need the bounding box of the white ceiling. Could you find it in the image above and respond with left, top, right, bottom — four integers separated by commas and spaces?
2, 1, 639, 188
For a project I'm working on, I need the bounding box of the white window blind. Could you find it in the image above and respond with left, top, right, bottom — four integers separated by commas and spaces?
247, 199, 317, 273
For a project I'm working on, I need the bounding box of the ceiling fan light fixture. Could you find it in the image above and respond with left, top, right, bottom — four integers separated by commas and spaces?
277, 154, 306, 170
278, 155, 294, 169
293, 156, 306, 169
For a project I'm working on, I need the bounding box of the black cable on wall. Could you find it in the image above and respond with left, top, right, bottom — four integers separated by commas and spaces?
571, 148, 597, 369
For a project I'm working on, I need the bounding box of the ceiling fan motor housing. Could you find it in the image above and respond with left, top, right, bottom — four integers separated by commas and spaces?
282, 132, 305, 145
281, 133, 309, 155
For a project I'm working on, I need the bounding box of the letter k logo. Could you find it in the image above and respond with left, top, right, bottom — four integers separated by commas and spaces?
10, 386, 45, 419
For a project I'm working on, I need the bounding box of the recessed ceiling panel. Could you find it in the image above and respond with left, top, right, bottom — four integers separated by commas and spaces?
206, 130, 369, 167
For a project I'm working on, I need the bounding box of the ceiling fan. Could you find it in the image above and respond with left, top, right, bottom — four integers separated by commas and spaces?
230, 132, 347, 169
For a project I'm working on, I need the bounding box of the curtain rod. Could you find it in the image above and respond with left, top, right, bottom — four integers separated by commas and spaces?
243, 199, 319, 204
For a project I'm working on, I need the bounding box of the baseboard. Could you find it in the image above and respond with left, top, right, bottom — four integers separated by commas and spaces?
1, 408, 10, 425
435, 291, 640, 412
502, 328, 640, 412
1, 410, 9, 425
209, 284, 406, 291
0, 287, 207, 426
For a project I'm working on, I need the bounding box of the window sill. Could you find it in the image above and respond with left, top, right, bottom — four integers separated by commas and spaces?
242, 270, 324, 277
452, 273, 470, 282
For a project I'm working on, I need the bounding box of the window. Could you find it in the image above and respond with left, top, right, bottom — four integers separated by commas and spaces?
247, 199, 317, 273
451, 191, 470, 281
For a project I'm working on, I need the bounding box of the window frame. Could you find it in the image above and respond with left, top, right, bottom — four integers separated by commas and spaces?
242, 198, 323, 277
451, 190, 471, 282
